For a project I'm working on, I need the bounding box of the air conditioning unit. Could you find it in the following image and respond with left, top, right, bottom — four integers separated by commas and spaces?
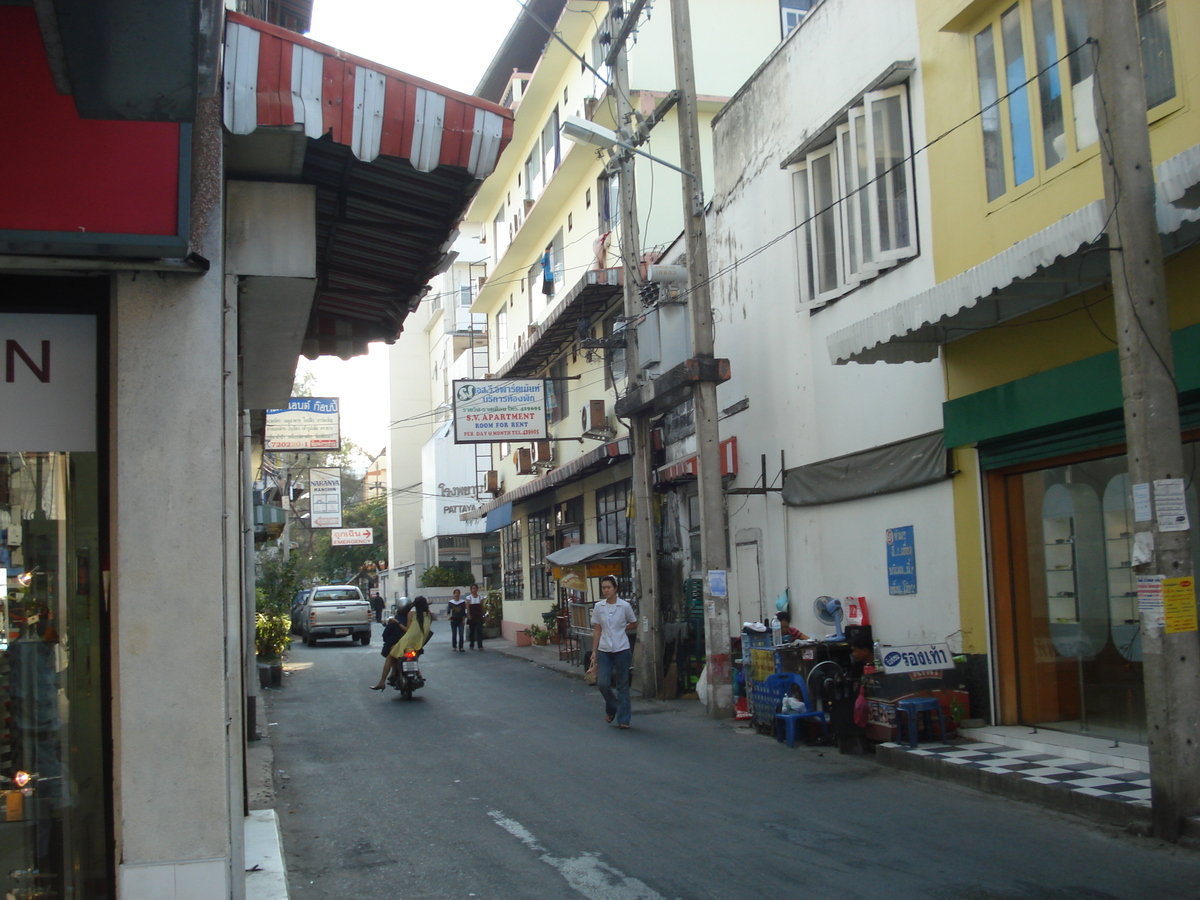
581, 399, 615, 440
514, 447, 534, 475
485, 470, 501, 494
533, 440, 554, 469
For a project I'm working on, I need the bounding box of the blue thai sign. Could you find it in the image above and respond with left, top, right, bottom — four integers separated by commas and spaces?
886, 525, 917, 596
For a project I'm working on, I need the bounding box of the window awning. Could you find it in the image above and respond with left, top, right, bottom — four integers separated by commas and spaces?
222, 12, 514, 359
545, 543, 628, 566
827, 143, 1200, 365
463, 438, 632, 520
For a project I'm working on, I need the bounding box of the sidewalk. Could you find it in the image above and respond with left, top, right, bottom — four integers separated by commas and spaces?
245, 689, 288, 900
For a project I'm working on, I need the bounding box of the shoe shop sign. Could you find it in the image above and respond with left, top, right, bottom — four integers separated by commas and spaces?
880, 642, 954, 675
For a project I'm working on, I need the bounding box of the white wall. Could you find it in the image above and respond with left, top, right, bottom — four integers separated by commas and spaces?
420, 422, 485, 540
709, 0, 959, 645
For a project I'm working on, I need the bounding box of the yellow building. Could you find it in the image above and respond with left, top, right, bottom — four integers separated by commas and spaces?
832, 0, 1200, 742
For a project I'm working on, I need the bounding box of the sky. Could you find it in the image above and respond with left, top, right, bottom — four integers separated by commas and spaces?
294, 0, 522, 459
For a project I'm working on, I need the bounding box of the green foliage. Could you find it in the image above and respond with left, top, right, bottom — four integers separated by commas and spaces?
312, 494, 389, 584
420, 565, 467, 587
485, 589, 503, 628
255, 612, 292, 661
256, 555, 308, 617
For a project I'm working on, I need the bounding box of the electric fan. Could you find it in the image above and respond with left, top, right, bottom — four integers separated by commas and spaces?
812, 595, 845, 642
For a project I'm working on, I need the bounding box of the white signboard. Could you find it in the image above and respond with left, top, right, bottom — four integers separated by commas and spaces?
0, 314, 96, 451
331, 527, 373, 546
452, 379, 548, 443
879, 643, 955, 674
421, 422, 484, 539
264, 398, 341, 451
309, 467, 342, 528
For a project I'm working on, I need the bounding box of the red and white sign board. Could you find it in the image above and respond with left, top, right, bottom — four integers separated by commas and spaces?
656, 437, 738, 484
331, 528, 373, 547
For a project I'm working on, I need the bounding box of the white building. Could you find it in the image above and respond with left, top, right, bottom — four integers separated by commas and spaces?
707, 0, 960, 652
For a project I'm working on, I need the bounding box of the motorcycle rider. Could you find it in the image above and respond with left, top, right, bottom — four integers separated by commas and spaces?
371, 596, 432, 691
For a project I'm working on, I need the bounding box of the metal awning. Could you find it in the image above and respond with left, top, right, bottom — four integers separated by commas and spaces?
495, 268, 623, 378
222, 12, 514, 358
463, 438, 632, 520
828, 143, 1200, 365
545, 543, 629, 566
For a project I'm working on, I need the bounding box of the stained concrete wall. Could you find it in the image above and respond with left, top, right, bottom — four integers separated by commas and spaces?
111, 98, 242, 900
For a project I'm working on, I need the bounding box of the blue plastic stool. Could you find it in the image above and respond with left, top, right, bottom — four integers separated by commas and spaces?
895, 697, 946, 748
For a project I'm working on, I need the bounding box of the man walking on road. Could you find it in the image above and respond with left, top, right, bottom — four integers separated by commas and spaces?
466, 583, 485, 650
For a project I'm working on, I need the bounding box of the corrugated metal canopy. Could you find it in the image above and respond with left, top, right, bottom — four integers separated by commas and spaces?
222, 12, 515, 359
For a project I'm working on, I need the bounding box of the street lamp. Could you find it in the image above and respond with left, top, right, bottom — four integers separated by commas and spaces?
560, 115, 694, 180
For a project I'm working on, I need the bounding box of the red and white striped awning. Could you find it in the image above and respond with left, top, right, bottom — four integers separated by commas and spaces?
223, 12, 512, 178
656, 437, 738, 484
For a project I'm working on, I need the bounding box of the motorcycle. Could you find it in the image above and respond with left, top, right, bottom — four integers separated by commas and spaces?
387, 646, 425, 699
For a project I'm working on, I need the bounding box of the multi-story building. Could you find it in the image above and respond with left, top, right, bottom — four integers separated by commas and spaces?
383, 235, 493, 604
830, 0, 1200, 749
457, 0, 788, 651
704, 0, 963, 678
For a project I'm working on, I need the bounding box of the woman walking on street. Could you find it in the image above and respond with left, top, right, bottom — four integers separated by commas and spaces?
589, 575, 636, 729
447, 588, 467, 652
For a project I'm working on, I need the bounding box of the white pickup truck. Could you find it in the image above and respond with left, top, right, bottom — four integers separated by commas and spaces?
301, 585, 372, 646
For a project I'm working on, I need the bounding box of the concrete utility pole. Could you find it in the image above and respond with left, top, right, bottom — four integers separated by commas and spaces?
611, 2, 664, 700
1091, 0, 1200, 840
669, 0, 732, 718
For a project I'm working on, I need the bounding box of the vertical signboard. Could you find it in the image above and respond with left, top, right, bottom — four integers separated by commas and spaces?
310, 468, 342, 528
886, 526, 917, 595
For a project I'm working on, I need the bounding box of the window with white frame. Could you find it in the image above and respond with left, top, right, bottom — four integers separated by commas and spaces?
781, 0, 815, 37
492, 204, 509, 260
791, 83, 917, 308
972, 0, 1175, 203
541, 107, 561, 186
496, 302, 509, 357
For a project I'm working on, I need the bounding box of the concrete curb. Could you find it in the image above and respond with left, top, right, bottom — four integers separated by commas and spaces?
877, 742, 1153, 830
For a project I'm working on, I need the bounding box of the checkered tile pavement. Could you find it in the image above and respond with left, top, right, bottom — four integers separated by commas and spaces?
881, 741, 1152, 807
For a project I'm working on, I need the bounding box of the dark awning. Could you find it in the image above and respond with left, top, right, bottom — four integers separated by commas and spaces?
494, 268, 623, 378
464, 438, 632, 520
782, 431, 950, 507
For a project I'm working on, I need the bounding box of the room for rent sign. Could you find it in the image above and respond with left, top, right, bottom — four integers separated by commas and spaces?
452, 380, 548, 443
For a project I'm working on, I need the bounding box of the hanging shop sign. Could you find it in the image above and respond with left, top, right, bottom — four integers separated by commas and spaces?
331, 527, 373, 547
0, 314, 96, 452
880, 643, 954, 675
452, 379, 548, 443
309, 468, 342, 528
886, 525, 917, 595
265, 398, 341, 451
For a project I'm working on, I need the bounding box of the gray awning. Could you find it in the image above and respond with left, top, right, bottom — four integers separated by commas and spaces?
782, 431, 949, 507
828, 143, 1200, 364
545, 543, 629, 566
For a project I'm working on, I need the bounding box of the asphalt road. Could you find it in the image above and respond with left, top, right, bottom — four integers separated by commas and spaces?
268, 627, 1200, 900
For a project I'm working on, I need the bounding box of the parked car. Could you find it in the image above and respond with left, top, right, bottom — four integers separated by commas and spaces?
288, 589, 310, 635
300, 584, 372, 646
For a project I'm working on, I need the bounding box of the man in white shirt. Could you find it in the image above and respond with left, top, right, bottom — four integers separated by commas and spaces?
465, 583, 485, 650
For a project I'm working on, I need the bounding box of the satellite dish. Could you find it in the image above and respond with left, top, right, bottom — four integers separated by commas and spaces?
812, 596, 844, 642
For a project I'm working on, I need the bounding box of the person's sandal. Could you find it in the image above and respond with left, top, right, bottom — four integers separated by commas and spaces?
606, 715, 614, 723
618, 724, 630, 729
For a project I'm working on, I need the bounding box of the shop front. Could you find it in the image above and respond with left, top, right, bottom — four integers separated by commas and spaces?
0, 298, 107, 898
948, 323, 1200, 744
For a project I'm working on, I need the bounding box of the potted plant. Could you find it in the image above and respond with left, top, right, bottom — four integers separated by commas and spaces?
522, 624, 551, 646
482, 588, 503, 639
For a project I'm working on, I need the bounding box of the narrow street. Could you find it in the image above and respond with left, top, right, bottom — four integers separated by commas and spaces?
268, 629, 1200, 900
